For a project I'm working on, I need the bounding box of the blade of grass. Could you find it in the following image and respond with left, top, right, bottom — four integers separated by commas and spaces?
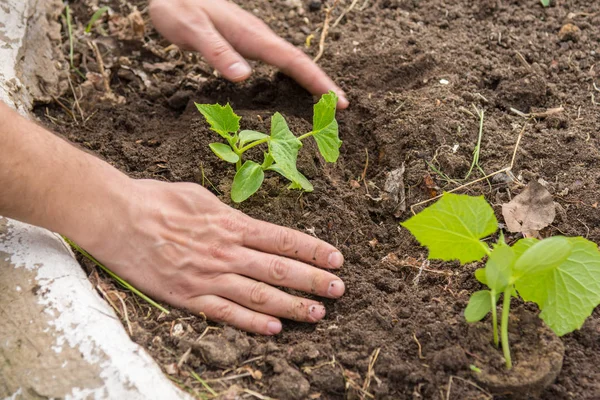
64, 5, 87, 80
62, 236, 170, 314
86, 6, 110, 33
189, 370, 218, 397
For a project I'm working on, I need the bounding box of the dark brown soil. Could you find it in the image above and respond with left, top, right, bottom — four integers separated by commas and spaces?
37, 0, 600, 398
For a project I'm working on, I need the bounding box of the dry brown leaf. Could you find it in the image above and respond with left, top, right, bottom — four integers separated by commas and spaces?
109, 9, 145, 40
502, 181, 556, 237
383, 164, 406, 216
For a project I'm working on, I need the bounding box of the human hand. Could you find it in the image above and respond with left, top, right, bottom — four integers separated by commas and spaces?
87, 179, 345, 335
148, 0, 349, 109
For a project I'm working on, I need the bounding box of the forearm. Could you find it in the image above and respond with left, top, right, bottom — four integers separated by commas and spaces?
0, 101, 131, 249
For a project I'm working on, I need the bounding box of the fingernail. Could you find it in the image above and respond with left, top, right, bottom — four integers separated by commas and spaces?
328, 251, 344, 268
267, 320, 282, 335
334, 89, 349, 108
309, 304, 326, 321
327, 280, 345, 297
228, 61, 252, 80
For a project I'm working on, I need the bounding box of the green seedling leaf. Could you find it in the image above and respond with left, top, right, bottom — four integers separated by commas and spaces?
209, 143, 239, 163
196, 103, 240, 140
269, 164, 314, 191
313, 91, 342, 162
515, 237, 600, 336
513, 236, 572, 278
401, 193, 497, 264
485, 244, 516, 293
239, 130, 268, 147
268, 113, 313, 191
475, 268, 487, 285
465, 290, 494, 322
86, 6, 110, 33
231, 161, 264, 203
470, 365, 482, 374
540, 0, 550, 7
512, 237, 539, 258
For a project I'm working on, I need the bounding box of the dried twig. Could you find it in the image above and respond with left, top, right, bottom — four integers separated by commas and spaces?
332, 0, 360, 28
410, 121, 530, 214
510, 106, 564, 119
362, 348, 381, 396
110, 290, 133, 336
67, 73, 85, 123
302, 356, 336, 374
413, 332, 424, 359
446, 375, 492, 400
88, 40, 112, 95
313, 0, 340, 63
177, 347, 192, 368
51, 95, 76, 122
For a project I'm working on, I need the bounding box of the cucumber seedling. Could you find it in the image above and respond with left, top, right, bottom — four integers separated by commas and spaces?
196, 91, 341, 202
402, 193, 600, 369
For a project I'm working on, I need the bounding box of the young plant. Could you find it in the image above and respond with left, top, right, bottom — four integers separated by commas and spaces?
196, 91, 341, 202
402, 193, 600, 369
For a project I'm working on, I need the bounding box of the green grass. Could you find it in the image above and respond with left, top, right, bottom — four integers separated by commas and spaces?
63, 236, 170, 314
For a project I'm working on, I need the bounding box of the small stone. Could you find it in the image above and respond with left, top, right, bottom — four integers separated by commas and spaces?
164, 363, 179, 375
308, 1, 322, 12
171, 323, 185, 338
558, 23, 581, 42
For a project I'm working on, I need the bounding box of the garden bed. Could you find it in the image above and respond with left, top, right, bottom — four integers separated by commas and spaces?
38, 0, 600, 398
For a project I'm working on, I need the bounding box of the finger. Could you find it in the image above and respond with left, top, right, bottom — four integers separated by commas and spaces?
207, 5, 349, 108
184, 12, 252, 82
241, 217, 344, 270
261, 39, 350, 109
186, 294, 282, 335
236, 247, 345, 298
214, 274, 327, 323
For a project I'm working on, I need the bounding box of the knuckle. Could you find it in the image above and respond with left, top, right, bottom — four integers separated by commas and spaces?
289, 299, 306, 321
208, 242, 231, 260
209, 40, 233, 59
275, 228, 296, 254
310, 274, 321, 294
249, 314, 261, 333
220, 213, 247, 238
211, 303, 234, 322
250, 282, 270, 305
268, 257, 289, 282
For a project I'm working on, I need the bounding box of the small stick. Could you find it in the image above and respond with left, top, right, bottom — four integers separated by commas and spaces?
241, 355, 264, 365
332, 0, 360, 28
242, 389, 275, 400
177, 347, 192, 368
88, 40, 113, 96
410, 121, 529, 214
413, 332, 424, 359
205, 372, 252, 383
96, 284, 122, 317
313, 0, 340, 63
302, 356, 336, 374
359, 0, 371, 11
196, 326, 220, 342
67, 73, 85, 123
515, 51, 531, 69
362, 348, 381, 395
51, 95, 76, 122
111, 290, 133, 336
446, 375, 492, 400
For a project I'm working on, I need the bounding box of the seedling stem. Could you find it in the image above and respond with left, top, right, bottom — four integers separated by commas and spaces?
491, 292, 499, 347
501, 286, 513, 369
